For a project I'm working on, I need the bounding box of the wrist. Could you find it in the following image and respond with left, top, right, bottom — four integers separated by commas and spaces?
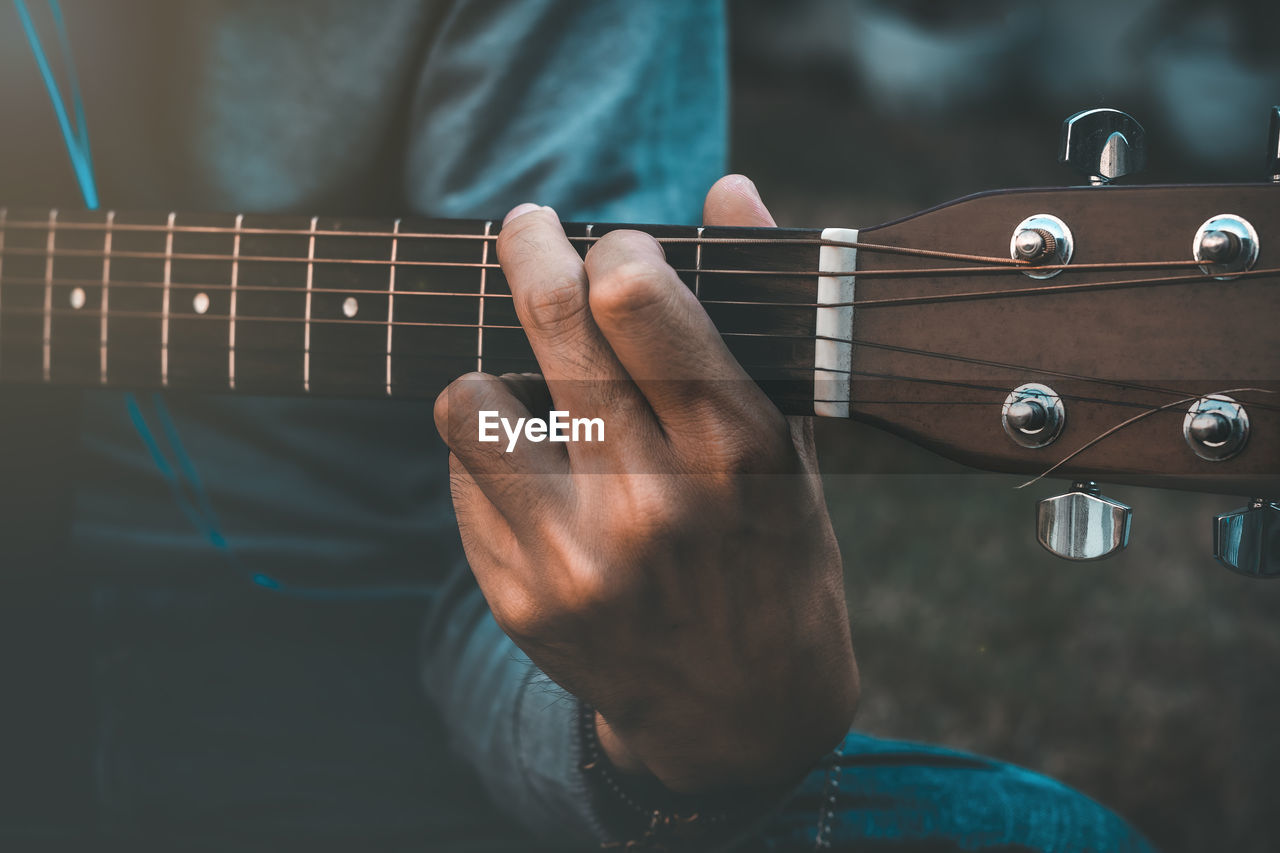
579, 702, 795, 850
592, 648, 859, 794
594, 710, 650, 777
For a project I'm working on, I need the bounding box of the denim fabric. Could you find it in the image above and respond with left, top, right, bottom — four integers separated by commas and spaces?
760, 733, 1156, 852
0, 575, 1155, 852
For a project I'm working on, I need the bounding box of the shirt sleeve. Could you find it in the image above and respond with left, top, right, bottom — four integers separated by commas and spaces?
421, 560, 604, 847
421, 559, 798, 851
408, 2, 786, 848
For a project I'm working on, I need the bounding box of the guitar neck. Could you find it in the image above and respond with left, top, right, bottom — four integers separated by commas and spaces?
6, 185, 1274, 495
0, 209, 850, 416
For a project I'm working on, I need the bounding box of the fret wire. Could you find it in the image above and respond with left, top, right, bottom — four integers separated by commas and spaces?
100, 211, 113, 383
386, 218, 400, 396
477, 220, 492, 374
303, 215, 317, 393
161, 212, 175, 386
229, 213, 242, 390
43, 210, 56, 382
694, 225, 704, 298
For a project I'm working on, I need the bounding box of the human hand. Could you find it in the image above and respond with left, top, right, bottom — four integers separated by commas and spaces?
434, 175, 858, 793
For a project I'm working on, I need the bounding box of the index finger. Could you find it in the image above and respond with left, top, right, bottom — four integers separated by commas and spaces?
495, 207, 646, 424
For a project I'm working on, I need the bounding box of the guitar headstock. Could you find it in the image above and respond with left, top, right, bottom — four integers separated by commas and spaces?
841, 109, 1279, 573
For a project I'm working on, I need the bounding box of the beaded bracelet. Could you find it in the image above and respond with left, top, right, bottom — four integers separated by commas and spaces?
578, 702, 785, 852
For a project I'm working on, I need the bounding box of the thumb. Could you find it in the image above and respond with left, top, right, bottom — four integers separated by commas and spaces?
702, 174, 778, 228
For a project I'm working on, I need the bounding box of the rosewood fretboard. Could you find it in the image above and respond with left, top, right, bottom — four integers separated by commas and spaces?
0, 210, 837, 415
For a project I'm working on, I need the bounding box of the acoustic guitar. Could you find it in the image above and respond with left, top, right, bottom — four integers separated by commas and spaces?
1, 110, 1276, 572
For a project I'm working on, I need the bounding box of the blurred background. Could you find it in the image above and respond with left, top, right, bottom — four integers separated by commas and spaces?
727, 1, 1279, 850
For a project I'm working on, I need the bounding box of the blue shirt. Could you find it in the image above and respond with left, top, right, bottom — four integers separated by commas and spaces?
2, 1, 728, 847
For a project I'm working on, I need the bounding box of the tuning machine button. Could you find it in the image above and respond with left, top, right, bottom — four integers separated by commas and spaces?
1059, 108, 1146, 185
1010, 215, 1073, 278
1193, 215, 1259, 279
1037, 482, 1132, 561
1183, 394, 1249, 462
1003, 383, 1065, 448
1214, 499, 1279, 578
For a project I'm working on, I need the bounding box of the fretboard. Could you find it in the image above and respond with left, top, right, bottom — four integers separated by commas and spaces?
0, 209, 850, 416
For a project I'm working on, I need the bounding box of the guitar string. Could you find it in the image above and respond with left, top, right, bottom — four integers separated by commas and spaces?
0, 248, 1268, 313
0, 218, 1025, 265
0, 238, 1272, 412
1, 309, 1272, 415
0, 242, 1216, 280
0, 255, 1272, 376
2, 301, 1260, 397
0, 327, 1225, 416
1013, 387, 1274, 490
841, 339, 1273, 409
0, 219, 1270, 281
847, 266, 1278, 308
1, 251, 1275, 411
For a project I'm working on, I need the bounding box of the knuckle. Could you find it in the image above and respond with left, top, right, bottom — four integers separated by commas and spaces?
489, 586, 546, 640
518, 272, 589, 335
694, 412, 794, 479
434, 372, 492, 440
589, 259, 672, 325
561, 567, 614, 615
722, 431, 777, 474
612, 477, 684, 544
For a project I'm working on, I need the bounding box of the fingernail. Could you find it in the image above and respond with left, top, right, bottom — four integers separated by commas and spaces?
503, 203, 541, 225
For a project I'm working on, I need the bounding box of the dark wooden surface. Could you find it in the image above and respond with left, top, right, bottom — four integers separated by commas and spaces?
850, 183, 1279, 495
0, 212, 826, 412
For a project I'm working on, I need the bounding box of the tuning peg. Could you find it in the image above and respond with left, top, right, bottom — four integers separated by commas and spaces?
1037, 481, 1132, 561
1267, 106, 1280, 182
1214, 498, 1280, 578
1059, 108, 1146, 185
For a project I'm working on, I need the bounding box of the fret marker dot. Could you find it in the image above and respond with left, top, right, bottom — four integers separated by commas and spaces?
343, 296, 359, 318
193, 292, 210, 314
69, 287, 86, 310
